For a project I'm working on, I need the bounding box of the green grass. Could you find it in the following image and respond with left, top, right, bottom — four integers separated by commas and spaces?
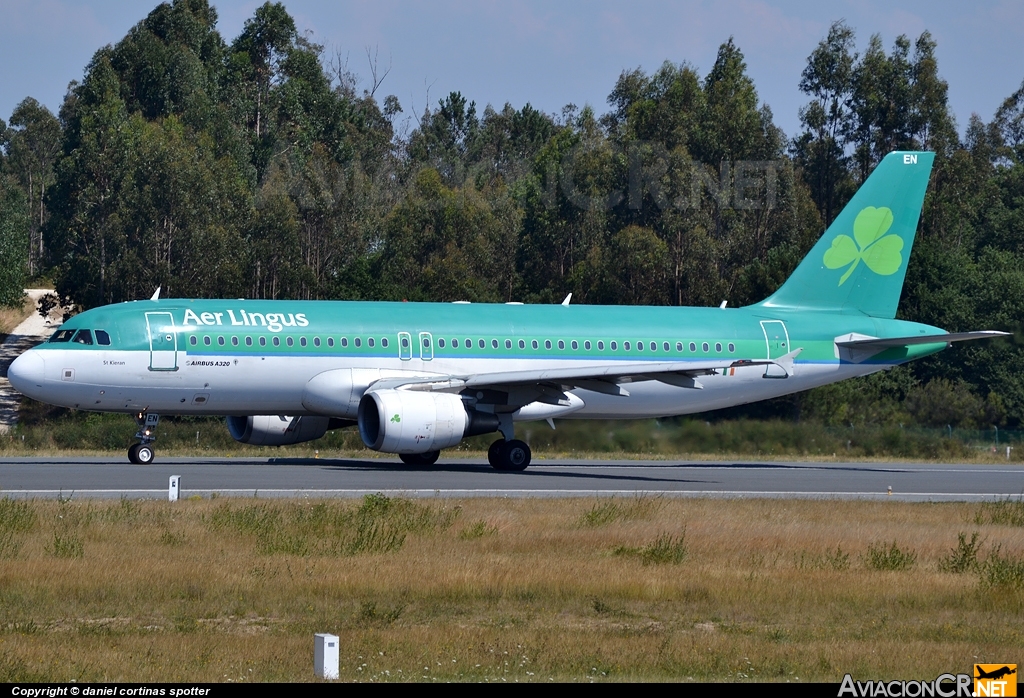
864, 541, 917, 571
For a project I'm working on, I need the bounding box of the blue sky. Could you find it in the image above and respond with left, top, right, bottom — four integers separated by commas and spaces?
2, 0, 1022, 140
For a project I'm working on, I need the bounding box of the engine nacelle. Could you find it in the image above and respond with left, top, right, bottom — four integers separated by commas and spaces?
226, 415, 331, 446
358, 389, 499, 454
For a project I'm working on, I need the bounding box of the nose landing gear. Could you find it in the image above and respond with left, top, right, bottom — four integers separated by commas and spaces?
128, 412, 159, 464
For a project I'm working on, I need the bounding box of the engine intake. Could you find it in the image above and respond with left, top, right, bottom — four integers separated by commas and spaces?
358, 389, 499, 453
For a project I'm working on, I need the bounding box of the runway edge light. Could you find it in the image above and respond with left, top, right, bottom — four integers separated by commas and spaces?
315, 633, 339, 680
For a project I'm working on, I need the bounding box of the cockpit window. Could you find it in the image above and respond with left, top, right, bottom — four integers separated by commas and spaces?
49, 329, 74, 342
95, 330, 111, 345
72, 330, 93, 345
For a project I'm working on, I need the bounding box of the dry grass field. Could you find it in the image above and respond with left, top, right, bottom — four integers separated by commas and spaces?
1, 494, 1023, 683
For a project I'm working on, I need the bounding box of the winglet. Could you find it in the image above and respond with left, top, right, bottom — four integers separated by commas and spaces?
150, 287, 161, 301
561, 293, 572, 306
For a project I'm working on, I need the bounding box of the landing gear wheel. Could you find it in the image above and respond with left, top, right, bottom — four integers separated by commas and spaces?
136, 444, 155, 465
488, 439, 505, 468
498, 439, 531, 471
128, 443, 141, 464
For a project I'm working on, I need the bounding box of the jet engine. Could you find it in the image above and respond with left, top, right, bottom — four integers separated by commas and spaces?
358, 389, 500, 454
226, 415, 333, 446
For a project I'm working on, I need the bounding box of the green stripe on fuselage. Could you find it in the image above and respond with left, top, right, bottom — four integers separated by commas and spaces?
37, 299, 949, 367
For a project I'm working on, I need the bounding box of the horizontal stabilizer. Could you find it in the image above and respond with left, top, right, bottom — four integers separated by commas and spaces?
835, 330, 1008, 363
835, 331, 1009, 350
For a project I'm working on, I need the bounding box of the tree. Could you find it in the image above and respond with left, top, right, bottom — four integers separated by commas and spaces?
6, 98, 61, 276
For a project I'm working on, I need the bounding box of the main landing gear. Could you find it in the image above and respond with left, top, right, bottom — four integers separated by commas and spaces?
128, 412, 159, 464
486, 412, 531, 471
487, 438, 532, 471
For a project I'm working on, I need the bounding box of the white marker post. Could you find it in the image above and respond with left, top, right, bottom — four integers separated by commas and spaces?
168, 475, 180, 502
315, 633, 339, 679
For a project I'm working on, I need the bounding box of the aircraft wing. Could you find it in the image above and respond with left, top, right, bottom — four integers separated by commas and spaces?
368, 349, 803, 399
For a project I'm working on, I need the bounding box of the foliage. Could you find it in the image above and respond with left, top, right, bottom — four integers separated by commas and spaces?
1, 3, 1023, 426
864, 541, 917, 571
938, 532, 983, 573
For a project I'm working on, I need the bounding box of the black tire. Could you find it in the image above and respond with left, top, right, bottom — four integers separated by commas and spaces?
500, 439, 531, 471
419, 450, 440, 465
399, 453, 421, 465
136, 444, 155, 465
127, 443, 141, 464
488, 439, 505, 468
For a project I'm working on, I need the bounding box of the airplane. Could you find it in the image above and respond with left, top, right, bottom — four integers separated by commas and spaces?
7, 151, 1008, 470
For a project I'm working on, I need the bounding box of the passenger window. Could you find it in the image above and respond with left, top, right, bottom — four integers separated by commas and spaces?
610, 341, 617, 350
190, 335, 198, 346
689, 342, 696, 352
663, 342, 670, 352
218, 336, 225, 346
354, 338, 361, 348
382, 338, 389, 348
73, 330, 93, 345
203, 336, 211, 346
676, 342, 683, 352
313, 337, 320, 347
465, 338, 471, 348
401, 336, 409, 348
532, 340, 539, 349
728, 343, 735, 352
651, 342, 658, 351
544, 340, 552, 350
327, 337, 334, 347
519, 339, 526, 349
96, 330, 111, 345
584, 341, 591, 350
478, 339, 485, 349
636, 341, 643, 352
368, 338, 375, 348
246, 336, 253, 346
716, 342, 722, 352
273, 337, 280, 347
452, 339, 459, 348
49, 329, 74, 342
286, 337, 293, 347
422, 337, 430, 348
505, 339, 512, 349
491, 339, 498, 349
232, 336, 239, 346
438, 338, 446, 348
572, 340, 579, 350
259, 337, 267, 346
300, 337, 307, 347
341, 337, 348, 347
624, 341, 631, 351
557, 340, 564, 350
702, 342, 709, 352
597, 341, 604, 350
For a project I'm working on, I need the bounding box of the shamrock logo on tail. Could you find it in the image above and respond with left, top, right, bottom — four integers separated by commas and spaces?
823, 206, 903, 285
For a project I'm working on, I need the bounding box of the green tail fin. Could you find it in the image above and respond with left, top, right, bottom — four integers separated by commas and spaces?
758, 151, 934, 318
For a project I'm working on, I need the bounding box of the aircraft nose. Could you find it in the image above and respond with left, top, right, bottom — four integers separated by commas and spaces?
7, 349, 45, 394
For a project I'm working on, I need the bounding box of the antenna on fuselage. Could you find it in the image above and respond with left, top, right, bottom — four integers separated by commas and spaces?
150, 287, 161, 301
561, 293, 572, 307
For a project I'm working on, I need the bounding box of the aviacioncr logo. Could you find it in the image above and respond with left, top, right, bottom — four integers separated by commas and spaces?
823, 206, 903, 285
